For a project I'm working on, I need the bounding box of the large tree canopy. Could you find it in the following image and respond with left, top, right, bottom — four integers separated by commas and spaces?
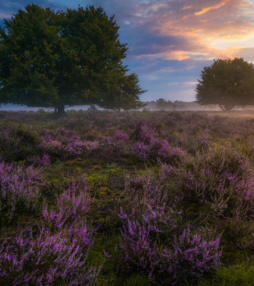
0, 4, 145, 113
195, 58, 254, 111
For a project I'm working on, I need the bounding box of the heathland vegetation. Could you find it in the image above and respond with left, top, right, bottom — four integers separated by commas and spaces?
1, 110, 254, 285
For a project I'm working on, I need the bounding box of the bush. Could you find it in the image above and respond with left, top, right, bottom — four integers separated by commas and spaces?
0, 162, 44, 224
117, 172, 222, 284
0, 227, 101, 286
0, 126, 40, 162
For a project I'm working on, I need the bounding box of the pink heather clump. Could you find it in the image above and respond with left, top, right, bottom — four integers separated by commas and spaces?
179, 148, 254, 218
151, 139, 185, 162
100, 134, 130, 155
0, 162, 44, 221
118, 170, 222, 283
118, 207, 221, 282
132, 142, 150, 161
103, 136, 111, 144
139, 122, 157, 144
123, 173, 182, 216
130, 122, 185, 163
119, 219, 159, 276
163, 227, 222, 279
114, 132, 129, 142
0, 173, 100, 285
0, 227, 100, 286
26, 154, 51, 167
39, 128, 99, 159
42, 179, 91, 229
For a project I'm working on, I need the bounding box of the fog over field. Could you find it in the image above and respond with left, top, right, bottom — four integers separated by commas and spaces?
3, 102, 254, 112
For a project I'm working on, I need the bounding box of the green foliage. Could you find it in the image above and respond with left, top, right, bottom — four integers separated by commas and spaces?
0, 125, 40, 162
87, 173, 108, 185
196, 58, 254, 111
0, 5, 60, 106
0, 4, 145, 113
198, 260, 254, 286
37, 108, 47, 119
123, 274, 151, 286
156, 98, 175, 110
104, 163, 122, 174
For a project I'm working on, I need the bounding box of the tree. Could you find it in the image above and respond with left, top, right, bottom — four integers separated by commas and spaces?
156, 98, 174, 110
0, 4, 145, 114
195, 58, 254, 111
92, 60, 146, 110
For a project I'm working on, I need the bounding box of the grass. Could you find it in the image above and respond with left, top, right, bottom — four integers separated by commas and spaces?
199, 260, 254, 286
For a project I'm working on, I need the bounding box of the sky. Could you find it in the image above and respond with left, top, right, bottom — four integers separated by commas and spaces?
1, 0, 254, 102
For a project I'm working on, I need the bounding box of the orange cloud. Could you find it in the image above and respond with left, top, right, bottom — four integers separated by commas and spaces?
164, 51, 190, 60
183, 5, 193, 10
135, 50, 190, 61
194, 0, 231, 16
161, 47, 240, 62
209, 46, 241, 59
124, 0, 254, 63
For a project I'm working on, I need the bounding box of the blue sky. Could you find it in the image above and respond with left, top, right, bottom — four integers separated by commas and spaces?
1, 0, 254, 102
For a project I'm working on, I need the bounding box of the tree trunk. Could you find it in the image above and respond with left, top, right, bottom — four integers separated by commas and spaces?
219, 104, 235, 111
58, 105, 65, 114
54, 106, 65, 115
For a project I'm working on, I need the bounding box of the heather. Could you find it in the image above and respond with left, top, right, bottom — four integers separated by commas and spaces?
1, 110, 254, 285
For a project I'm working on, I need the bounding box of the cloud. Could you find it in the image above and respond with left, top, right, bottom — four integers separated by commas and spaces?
5, 0, 251, 63
194, 0, 232, 16
234, 47, 254, 61
119, 0, 254, 62
0, 0, 67, 21
183, 5, 193, 10
0, 12, 11, 19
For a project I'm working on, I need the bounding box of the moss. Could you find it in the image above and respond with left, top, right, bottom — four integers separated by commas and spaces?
123, 274, 152, 286
92, 165, 104, 171
199, 260, 254, 286
182, 196, 212, 216
101, 164, 123, 175
87, 173, 108, 183
64, 158, 89, 168
16, 125, 40, 145
95, 187, 112, 199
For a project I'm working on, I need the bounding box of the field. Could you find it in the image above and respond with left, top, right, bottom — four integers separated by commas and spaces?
1, 109, 254, 285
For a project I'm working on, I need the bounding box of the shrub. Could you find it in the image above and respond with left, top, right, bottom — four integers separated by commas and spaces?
179, 148, 254, 219
26, 154, 51, 167
0, 227, 101, 285
130, 122, 185, 164
0, 162, 44, 224
162, 227, 222, 282
117, 172, 222, 284
132, 142, 150, 161
39, 128, 99, 159
0, 126, 40, 162
42, 179, 91, 229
